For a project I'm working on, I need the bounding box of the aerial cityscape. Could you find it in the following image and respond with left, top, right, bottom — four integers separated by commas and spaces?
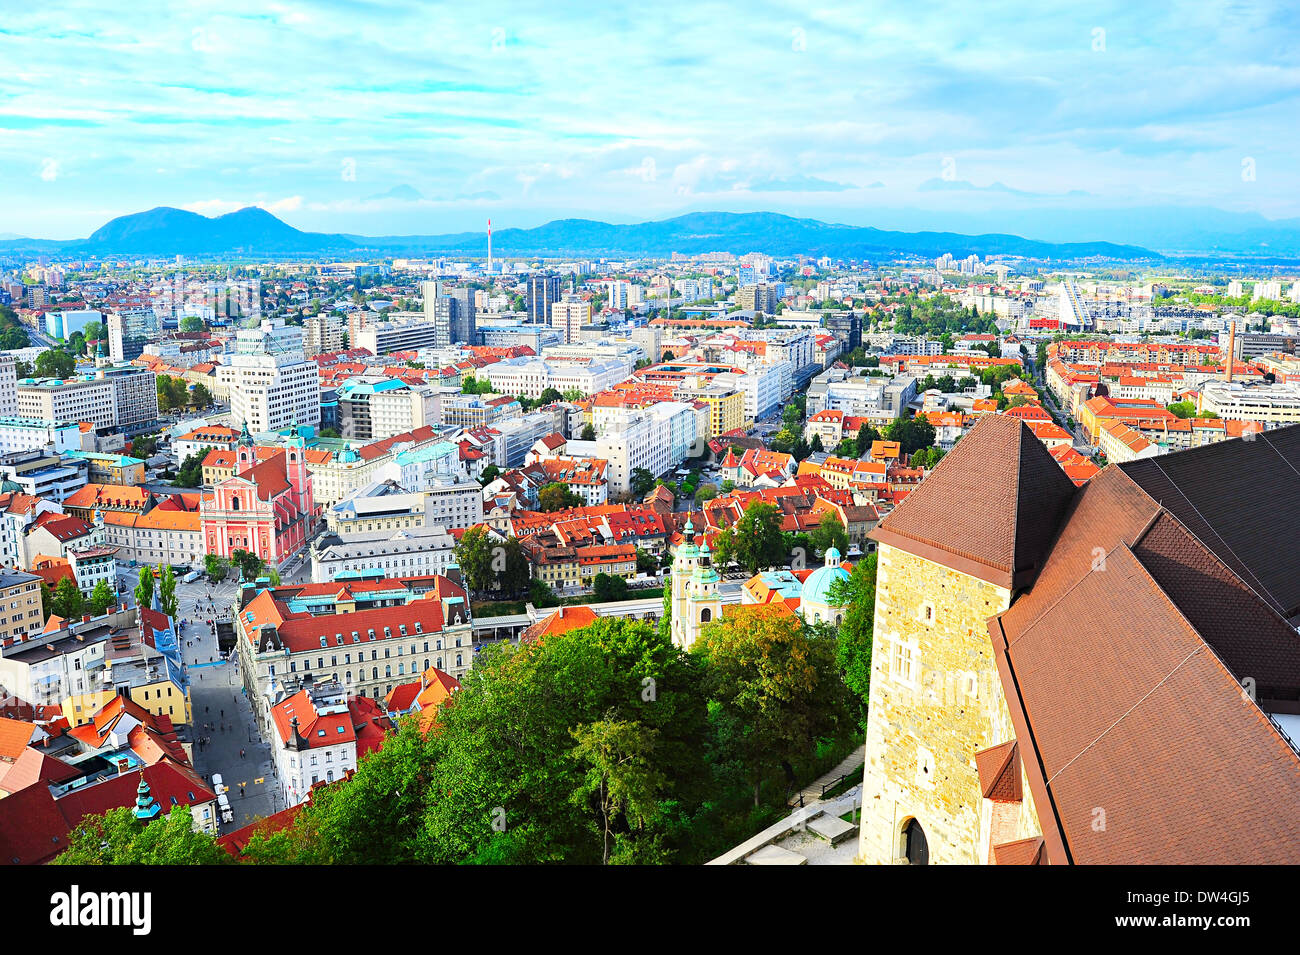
1, 0, 1297, 922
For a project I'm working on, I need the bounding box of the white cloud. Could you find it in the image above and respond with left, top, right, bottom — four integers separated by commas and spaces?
38, 158, 59, 181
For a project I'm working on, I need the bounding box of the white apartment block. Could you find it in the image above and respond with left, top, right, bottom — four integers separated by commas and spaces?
303, 314, 346, 358
310, 525, 457, 584
338, 379, 440, 442
18, 377, 115, 430
550, 295, 591, 345
0, 355, 17, 416
229, 352, 322, 434
595, 401, 698, 495
1198, 380, 1300, 425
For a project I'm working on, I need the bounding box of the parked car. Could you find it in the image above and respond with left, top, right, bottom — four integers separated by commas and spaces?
182, 570, 202, 583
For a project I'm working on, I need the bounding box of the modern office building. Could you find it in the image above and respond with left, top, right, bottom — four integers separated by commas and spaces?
337, 378, 441, 442
228, 352, 322, 434
108, 308, 162, 363
355, 316, 443, 355
17, 366, 158, 434
527, 273, 563, 324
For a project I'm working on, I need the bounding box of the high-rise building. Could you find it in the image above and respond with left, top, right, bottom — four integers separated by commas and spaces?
229, 352, 321, 434
527, 273, 563, 324
422, 282, 478, 346
108, 308, 162, 363
303, 313, 346, 358
735, 283, 779, 314
0, 354, 17, 416
16, 365, 158, 433
550, 294, 591, 345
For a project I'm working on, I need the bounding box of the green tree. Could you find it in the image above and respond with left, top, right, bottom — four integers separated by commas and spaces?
693, 608, 854, 806
635, 548, 658, 575
810, 512, 849, 558
191, 383, 213, 408
853, 424, 883, 459
694, 484, 717, 506
733, 501, 786, 574
55, 806, 231, 865
89, 579, 116, 617
580, 423, 597, 441
477, 464, 501, 487
538, 482, 584, 512
539, 387, 563, 404
827, 553, 877, 721
52, 577, 85, 619
175, 451, 207, 488
134, 567, 155, 611
592, 573, 629, 602
629, 468, 656, 497
529, 577, 560, 608
419, 617, 709, 864
1167, 401, 1197, 419
158, 564, 178, 618
709, 527, 735, 572
204, 554, 229, 582
229, 549, 266, 581
454, 527, 529, 597
569, 719, 665, 865
180, 315, 205, 333
35, 349, 75, 379
809, 433, 824, 454
884, 415, 937, 455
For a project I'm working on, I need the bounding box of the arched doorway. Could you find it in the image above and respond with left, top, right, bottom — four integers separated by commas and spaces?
902, 818, 929, 865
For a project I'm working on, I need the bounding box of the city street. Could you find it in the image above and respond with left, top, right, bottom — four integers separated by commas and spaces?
119, 567, 286, 833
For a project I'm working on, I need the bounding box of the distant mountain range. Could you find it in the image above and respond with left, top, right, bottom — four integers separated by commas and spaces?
0, 207, 1158, 261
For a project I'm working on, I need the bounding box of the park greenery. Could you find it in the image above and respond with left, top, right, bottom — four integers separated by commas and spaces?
57, 611, 860, 865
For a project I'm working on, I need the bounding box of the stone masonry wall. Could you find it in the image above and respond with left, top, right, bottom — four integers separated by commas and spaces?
858, 542, 1033, 864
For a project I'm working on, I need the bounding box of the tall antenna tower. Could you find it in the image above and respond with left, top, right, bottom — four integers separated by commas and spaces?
487, 219, 493, 274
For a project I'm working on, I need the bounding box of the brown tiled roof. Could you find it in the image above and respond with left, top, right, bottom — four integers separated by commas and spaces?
1119, 424, 1300, 626
992, 837, 1045, 865
974, 740, 1021, 802
870, 415, 1078, 589
986, 428, 1300, 865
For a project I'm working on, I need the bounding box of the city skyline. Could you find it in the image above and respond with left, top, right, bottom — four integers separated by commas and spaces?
3, 1, 1300, 240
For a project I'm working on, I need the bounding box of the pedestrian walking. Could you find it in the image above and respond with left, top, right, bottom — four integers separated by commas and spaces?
240, 785, 245, 797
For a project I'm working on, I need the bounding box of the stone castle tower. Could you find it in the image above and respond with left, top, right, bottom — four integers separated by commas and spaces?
670, 517, 721, 650
858, 416, 1076, 865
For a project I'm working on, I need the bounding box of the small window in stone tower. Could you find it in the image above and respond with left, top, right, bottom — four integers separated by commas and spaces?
918, 601, 935, 625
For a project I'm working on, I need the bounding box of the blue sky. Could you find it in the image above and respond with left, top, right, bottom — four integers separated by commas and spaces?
2, 0, 1299, 240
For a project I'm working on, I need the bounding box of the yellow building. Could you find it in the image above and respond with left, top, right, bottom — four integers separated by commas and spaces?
66, 451, 147, 486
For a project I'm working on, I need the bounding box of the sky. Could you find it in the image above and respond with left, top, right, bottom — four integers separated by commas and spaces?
2, 0, 1300, 241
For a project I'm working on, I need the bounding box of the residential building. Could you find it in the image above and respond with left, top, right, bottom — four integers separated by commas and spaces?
64, 451, 146, 486
233, 573, 476, 733
270, 680, 391, 805
303, 314, 346, 358
550, 294, 591, 344
0, 571, 44, 646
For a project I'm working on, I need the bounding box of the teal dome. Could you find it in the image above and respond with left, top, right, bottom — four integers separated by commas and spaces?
801, 547, 849, 607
